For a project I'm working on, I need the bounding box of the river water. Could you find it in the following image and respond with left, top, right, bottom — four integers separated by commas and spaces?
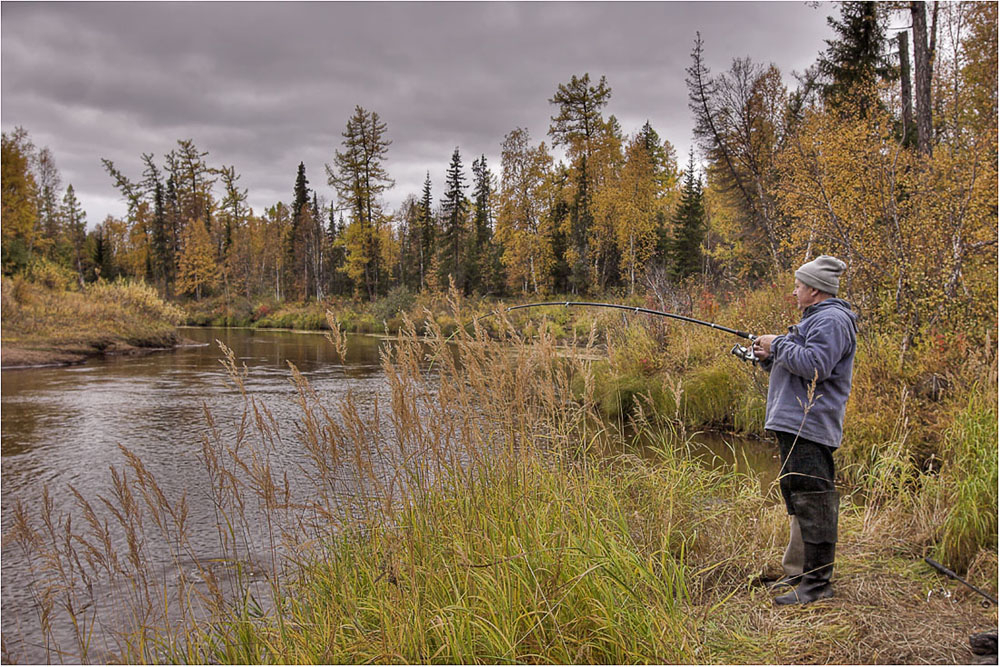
1, 326, 779, 663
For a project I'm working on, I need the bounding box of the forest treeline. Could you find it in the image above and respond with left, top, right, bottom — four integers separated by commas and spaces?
2, 2, 996, 346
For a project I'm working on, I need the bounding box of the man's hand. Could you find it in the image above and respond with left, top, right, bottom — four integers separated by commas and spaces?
753, 334, 778, 361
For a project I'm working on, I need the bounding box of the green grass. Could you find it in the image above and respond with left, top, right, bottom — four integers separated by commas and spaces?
932, 387, 999, 571
196, 441, 767, 665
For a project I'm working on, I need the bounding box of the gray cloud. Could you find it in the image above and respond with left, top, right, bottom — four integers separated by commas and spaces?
2, 1, 833, 226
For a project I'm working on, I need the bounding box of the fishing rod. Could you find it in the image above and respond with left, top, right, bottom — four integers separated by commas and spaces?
924, 557, 998, 605
480, 301, 759, 363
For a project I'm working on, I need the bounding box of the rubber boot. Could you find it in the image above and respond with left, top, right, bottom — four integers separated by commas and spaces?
773, 541, 835, 605
774, 490, 838, 605
769, 515, 804, 590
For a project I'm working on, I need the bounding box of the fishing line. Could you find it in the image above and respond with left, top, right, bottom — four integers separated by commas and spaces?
425, 300, 759, 370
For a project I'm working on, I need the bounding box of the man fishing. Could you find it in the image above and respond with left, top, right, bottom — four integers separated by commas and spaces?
752, 255, 858, 605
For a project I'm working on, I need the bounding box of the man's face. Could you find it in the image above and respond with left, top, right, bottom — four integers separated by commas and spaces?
793, 279, 821, 311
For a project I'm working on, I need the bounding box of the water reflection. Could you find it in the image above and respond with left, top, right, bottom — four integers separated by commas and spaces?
1, 327, 390, 663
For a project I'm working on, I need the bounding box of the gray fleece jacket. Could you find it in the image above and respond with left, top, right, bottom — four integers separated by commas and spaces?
761, 298, 858, 448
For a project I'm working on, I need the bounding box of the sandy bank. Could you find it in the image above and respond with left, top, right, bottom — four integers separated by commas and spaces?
1, 337, 201, 369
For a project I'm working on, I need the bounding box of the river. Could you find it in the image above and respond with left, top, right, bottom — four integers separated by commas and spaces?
1, 326, 779, 663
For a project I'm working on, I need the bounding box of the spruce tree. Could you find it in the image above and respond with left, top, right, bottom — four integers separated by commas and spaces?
417, 173, 435, 290
61, 184, 87, 287
89, 222, 116, 281
312, 192, 324, 300
438, 147, 468, 291
151, 180, 171, 293
165, 175, 181, 282
669, 153, 706, 280
288, 162, 311, 299
141, 154, 172, 295
817, 1, 894, 116
470, 155, 494, 294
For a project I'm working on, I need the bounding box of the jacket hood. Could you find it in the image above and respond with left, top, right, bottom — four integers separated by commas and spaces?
806, 298, 858, 331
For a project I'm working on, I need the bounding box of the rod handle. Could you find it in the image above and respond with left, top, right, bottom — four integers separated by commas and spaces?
925, 557, 958, 579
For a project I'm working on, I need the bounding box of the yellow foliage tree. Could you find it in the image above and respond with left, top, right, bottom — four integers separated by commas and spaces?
113, 200, 151, 281
1, 128, 40, 270
580, 119, 625, 290
496, 128, 555, 294
176, 218, 219, 299
778, 97, 997, 346
593, 134, 664, 294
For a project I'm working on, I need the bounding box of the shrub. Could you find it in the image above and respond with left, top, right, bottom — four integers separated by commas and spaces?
24, 258, 78, 291
372, 286, 415, 325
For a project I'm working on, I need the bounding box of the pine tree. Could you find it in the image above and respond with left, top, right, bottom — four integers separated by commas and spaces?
548, 73, 613, 293
438, 147, 468, 291
61, 184, 87, 287
327, 106, 394, 299
417, 173, 435, 290
687, 35, 788, 273
669, 153, 706, 280
817, 1, 894, 116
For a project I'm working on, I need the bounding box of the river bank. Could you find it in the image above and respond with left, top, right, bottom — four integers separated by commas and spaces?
0, 337, 206, 369
1, 277, 186, 369
182, 315, 997, 665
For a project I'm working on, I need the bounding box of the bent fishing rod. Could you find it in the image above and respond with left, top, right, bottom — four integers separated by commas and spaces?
476, 301, 759, 363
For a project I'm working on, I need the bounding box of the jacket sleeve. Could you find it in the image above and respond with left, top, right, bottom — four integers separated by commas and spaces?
772, 315, 852, 382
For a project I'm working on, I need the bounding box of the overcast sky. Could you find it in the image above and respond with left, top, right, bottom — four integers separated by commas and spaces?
2, 1, 836, 228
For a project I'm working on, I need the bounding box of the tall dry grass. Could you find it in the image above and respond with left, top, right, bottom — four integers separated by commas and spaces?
3, 287, 995, 664
3, 290, 775, 663
2, 276, 184, 350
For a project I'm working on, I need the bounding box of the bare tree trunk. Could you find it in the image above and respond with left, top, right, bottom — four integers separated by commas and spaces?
911, 1, 934, 156
897, 31, 915, 148
628, 234, 634, 295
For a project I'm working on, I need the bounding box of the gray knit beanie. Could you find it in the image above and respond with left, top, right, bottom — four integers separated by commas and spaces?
795, 255, 846, 295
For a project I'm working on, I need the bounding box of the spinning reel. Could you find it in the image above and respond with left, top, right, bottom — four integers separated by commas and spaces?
730, 335, 759, 365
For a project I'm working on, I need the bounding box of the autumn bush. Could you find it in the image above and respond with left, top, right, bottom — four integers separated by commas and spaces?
2, 276, 183, 350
